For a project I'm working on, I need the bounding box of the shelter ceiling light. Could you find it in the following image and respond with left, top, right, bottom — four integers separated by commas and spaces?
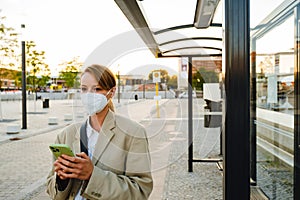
194, 0, 220, 28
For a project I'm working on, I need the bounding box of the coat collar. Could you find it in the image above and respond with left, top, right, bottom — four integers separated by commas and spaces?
92, 109, 116, 164
72, 110, 116, 163
70, 123, 81, 156
101, 109, 116, 132
73, 110, 116, 164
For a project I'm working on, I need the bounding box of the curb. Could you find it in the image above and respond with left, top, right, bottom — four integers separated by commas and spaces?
0, 123, 71, 145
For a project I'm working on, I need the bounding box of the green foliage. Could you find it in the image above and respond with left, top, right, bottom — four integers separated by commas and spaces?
37, 75, 50, 87
168, 75, 178, 89
0, 15, 19, 66
0, 12, 50, 90
25, 41, 50, 91
148, 69, 170, 83
0, 13, 20, 88
193, 68, 219, 90
15, 71, 22, 88
58, 56, 83, 88
0, 68, 20, 89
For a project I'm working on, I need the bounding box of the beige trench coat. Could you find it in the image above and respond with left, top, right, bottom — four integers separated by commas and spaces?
47, 110, 153, 200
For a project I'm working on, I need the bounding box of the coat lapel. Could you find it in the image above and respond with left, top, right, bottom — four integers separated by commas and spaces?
72, 126, 81, 155
92, 110, 116, 164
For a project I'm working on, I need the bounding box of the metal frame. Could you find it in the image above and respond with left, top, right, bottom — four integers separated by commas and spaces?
156, 53, 222, 58
153, 23, 222, 35
114, 0, 161, 57
114, 0, 252, 199
188, 56, 193, 172
250, 1, 300, 199
115, 0, 222, 58
224, 0, 250, 199
159, 37, 222, 46
161, 46, 222, 54
294, 4, 300, 200
21, 24, 27, 130
250, 38, 257, 184
251, 0, 298, 39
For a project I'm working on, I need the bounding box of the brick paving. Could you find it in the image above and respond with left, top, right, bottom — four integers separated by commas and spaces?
0, 98, 222, 200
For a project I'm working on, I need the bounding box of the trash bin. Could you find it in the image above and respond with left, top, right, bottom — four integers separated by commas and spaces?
204, 99, 222, 128
43, 98, 50, 108
134, 94, 138, 101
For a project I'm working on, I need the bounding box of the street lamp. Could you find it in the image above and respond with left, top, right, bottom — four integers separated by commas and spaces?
21, 24, 27, 129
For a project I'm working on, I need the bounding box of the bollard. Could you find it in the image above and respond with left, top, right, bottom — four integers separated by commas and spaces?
64, 114, 73, 121
7, 124, 21, 134
48, 117, 58, 125
75, 112, 85, 119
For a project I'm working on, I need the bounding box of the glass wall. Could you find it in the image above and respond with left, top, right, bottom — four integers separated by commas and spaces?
251, 1, 297, 199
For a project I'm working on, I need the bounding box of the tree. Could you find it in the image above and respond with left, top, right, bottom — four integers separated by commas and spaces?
0, 13, 19, 88
192, 71, 205, 90
168, 75, 178, 89
58, 56, 83, 88
188, 68, 219, 91
25, 41, 50, 92
148, 69, 171, 90
148, 69, 170, 83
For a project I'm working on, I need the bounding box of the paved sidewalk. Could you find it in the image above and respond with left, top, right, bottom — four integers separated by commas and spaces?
0, 98, 223, 199
0, 98, 170, 199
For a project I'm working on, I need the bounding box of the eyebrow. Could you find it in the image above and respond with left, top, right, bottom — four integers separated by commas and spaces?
80, 84, 101, 87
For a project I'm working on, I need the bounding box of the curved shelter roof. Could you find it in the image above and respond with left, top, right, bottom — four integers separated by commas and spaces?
114, 0, 223, 58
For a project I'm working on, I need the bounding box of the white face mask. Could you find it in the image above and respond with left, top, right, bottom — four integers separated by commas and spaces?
81, 92, 110, 116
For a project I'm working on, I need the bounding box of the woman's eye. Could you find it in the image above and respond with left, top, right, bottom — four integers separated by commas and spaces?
94, 88, 102, 92
81, 88, 87, 92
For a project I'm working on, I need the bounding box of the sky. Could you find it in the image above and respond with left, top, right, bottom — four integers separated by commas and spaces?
0, 0, 179, 77
0, 0, 293, 77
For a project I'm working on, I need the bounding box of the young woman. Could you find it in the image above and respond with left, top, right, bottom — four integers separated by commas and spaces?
47, 64, 153, 199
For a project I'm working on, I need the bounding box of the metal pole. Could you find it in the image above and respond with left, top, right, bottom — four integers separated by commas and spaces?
188, 56, 193, 172
143, 79, 145, 99
224, 0, 250, 198
118, 70, 120, 103
250, 38, 257, 183
21, 24, 27, 129
155, 82, 160, 118
294, 5, 300, 200
0, 93, 3, 121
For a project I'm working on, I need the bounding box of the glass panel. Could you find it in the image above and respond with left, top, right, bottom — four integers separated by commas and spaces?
138, 0, 197, 29
254, 13, 294, 200
138, 0, 223, 57
154, 27, 223, 44
250, 0, 286, 28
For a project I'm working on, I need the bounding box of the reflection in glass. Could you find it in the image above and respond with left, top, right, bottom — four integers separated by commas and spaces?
254, 14, 294, 199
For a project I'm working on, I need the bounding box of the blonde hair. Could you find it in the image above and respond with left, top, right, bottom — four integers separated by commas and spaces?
81, 64, 116, 112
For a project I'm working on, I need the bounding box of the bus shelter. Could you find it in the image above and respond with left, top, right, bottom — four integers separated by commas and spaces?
115, 0, 300, 199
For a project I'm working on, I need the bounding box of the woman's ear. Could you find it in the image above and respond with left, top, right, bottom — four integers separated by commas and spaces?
110, 87, 117, 97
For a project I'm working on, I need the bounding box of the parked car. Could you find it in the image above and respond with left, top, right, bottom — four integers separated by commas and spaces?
178, 91, 196, 98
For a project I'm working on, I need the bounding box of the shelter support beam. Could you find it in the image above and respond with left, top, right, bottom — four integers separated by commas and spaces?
224, 0, 250, 199
188, 56, 193, 172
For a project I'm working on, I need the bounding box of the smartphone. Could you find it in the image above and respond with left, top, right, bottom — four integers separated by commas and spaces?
49, 144, 74, 159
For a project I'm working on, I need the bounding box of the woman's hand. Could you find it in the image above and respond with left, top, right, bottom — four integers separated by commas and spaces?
54, 152, 94, 180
